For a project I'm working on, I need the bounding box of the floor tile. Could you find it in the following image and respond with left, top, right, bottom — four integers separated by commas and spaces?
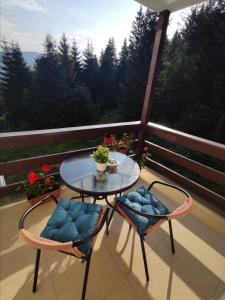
105, 213, 167, 275
166, 218, 225, 295
46, 243, 124, 300
0, 263, 57, 300
212, 281, 225, 300
0, 230, 38, 287
1, 168, 225, 300
211, 272, 225, 300
127, 245, 210, 300
103, 278, 140, 300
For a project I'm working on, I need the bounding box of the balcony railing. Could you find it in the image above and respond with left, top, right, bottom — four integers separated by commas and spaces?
0, 121, 225, 210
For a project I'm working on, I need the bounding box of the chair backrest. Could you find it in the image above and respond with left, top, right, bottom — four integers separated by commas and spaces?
19, 195, 109, 258
168, 196, 193, 219
148, 180, 193, 220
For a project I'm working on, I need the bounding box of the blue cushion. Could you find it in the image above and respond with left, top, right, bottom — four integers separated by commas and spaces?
41, 198, 102, 255
116, 186, 169, 236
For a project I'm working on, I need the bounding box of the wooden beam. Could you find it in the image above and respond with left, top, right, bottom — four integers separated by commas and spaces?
145, 123, 225, 161
141, 10, 170, 125
0, 121, 141, 150
146, 158, 225, 209
145, 141, 225, 187
0, 181, 24, 194
0, 147, 97, 175
138, 10, 170, 154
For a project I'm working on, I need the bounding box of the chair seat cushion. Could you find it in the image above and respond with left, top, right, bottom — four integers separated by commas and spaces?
116, 186, 169, 235
40, 198, 102, 255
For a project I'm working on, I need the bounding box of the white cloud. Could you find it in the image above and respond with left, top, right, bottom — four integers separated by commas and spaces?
1, 17, 43, 52
55, 10, 136, 57
2, 0, 47, 13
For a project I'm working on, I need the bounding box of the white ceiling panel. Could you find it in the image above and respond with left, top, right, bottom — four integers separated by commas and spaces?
135, 0, 205, 12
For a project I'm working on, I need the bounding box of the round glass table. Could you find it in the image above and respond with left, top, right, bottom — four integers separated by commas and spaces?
60, 151, 140, 206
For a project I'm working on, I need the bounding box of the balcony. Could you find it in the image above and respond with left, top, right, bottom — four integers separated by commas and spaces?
0, 121, 225, 300
1, 165, 225, 300
1, 0, 225, 297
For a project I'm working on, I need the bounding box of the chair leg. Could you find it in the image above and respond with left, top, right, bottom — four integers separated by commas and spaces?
81, 249, 92, 300
107, 203, 117, 234
33, 249, 41, 293
140, 236, 149, 282
168, 220, 175, 254
106, 213, 109, 236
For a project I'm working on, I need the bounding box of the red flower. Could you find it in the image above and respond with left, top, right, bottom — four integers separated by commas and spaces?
142, 153, 147, 158
103, 136, 113, 144
144, 146, 148, 152
118, 148, 127, 154
41, 164, 51, 172
28, 171, 40, 184
45, 177, 51, 183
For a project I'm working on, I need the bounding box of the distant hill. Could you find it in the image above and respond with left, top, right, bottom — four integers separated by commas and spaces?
0, 51, 41, 70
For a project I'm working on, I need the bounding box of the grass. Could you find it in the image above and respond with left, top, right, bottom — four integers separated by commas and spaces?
0, 138, 100, 163
2, 138, 100, 184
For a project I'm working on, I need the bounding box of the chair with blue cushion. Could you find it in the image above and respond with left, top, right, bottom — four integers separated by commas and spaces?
108, 181, 192, 281
19, 195, 109, 300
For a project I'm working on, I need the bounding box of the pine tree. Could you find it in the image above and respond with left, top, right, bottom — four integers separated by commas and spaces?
99, 37, 117, 110
82, 42, 99, 103
180, 0, 225, 141
57, 33, 72, 118
71, 39, 82, 84
120, 7, 157, 121
32, 34, 62, 128
44, 34, 56, 57
58, 33, 70, 82
152, 32, 196, 126
0, 41, 31, 128
117, 38, 129, 85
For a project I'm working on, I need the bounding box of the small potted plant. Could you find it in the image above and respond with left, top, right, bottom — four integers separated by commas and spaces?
91, 146, 109, 172
24, 164, 60, 206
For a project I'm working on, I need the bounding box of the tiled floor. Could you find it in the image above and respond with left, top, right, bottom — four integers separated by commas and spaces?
0, 167, 225, 300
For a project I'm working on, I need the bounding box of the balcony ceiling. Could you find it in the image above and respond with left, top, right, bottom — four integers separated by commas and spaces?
135, 0, 206, 12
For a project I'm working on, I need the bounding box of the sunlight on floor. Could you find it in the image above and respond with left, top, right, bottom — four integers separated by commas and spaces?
0, 167, 225, 300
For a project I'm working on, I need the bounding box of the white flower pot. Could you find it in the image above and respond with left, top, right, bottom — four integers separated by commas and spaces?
96, 162, 107, 172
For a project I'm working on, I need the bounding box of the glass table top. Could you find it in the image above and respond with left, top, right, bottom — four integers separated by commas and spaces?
60, 151, 140, 196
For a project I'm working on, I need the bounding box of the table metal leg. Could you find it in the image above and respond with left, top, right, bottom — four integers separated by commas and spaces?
105, 195, 113, 208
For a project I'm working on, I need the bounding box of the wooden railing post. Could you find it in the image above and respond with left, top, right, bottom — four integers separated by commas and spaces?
138, 10, 170, 153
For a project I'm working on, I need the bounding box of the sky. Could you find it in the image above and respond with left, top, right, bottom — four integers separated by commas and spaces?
1, 0, 193, 56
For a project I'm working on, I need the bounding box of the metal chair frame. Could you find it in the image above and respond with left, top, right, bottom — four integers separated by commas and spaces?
108, 180, 192, 282
19, 194, 110, 300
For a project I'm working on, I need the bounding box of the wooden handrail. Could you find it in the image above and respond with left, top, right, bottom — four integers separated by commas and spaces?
0, 147, 97, 175
145, 123, 225, 161
0, 121, 141, 150
1, 121, 225, 209
146, 158, 225, 209
145, 141, 225, 187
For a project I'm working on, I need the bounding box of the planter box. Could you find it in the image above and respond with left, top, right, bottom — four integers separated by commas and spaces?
27, 188, 61, 207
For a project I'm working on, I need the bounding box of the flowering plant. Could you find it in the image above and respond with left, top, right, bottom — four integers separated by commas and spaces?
103, 132, 134, 155
134, 146, 152, 169
24, 164, 59, 199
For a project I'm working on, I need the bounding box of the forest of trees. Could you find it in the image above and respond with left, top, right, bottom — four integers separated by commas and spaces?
0, 0, 224, 144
